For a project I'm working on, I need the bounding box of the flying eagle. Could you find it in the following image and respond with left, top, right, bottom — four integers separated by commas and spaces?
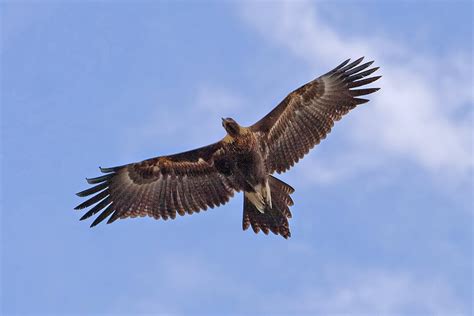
75, 57, 380, 238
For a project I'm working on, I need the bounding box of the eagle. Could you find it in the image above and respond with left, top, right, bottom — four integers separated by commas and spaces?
75, 57, 380, 238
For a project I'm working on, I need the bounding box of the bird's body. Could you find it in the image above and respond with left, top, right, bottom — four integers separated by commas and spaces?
76, 57, 381, 238
216, 124, 272, 210
215, 126, 266, 193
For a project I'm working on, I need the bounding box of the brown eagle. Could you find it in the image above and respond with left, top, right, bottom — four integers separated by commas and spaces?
75, 57, 380, 238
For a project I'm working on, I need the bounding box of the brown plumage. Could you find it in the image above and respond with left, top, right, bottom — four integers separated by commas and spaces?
75, 57, 381, 238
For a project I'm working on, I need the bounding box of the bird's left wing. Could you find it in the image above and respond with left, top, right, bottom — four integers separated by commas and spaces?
251, 57, 381, 174
75, 141, 235, 227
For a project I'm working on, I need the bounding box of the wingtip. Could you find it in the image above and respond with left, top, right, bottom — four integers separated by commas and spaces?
106, 212, 119, 224
354, 98, 370, 105
90, 218, 101, 228
351, 56, 365, 67
333, 58, 351, 72
86, 174, 113, 184
99, 166, 115, 173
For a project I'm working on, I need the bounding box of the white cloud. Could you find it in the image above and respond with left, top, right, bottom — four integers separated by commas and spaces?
127, 252, 468, 315
268, 269, 466, 315
239, 1, 473, 183
127, 253, 259, 315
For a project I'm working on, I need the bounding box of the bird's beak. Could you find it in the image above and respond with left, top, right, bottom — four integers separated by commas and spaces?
221, 117, 225, 124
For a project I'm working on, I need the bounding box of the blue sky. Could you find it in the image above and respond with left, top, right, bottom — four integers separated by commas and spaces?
1, 1, 472, 315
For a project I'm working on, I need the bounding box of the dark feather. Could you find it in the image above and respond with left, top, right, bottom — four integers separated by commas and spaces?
74, 189, 109, 210
338, 56, 364, 72
80, 197, 111, 221
347, 67, 379, 81
86, 174, 113, 184
90, 203, 114, 227
354, 98, 370, 105
99, 166, 123, 173
326, 58, 350, 74
106, 209, 122, 224
350, 88, 380, 97
76, 182, 108, 197
348, 76, 382, 88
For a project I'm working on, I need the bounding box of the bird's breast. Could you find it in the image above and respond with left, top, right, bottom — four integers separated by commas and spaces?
213, 134, 267, 191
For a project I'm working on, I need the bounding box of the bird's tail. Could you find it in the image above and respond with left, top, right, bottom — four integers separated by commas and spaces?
242, 176, 295, 239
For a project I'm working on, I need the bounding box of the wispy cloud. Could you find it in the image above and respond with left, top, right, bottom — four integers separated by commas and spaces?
195, 84, 246, 116
127, 252, 467, 315
125, 252, 259, 315
239, 1, 473, 183
266, 269, 466, 315
122, 84, 247, 159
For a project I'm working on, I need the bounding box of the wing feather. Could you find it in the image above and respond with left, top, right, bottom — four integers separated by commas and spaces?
252, 57, 381, 173
75, 141, 235, 227
175, 180, 185, 216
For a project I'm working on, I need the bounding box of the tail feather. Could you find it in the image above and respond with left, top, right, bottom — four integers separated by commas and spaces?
242, 176, 294, 239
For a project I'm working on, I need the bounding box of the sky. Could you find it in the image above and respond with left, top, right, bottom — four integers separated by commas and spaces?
1, 1, 473, 315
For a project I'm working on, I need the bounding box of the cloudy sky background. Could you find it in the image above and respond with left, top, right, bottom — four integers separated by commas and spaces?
2, 1, 472, 315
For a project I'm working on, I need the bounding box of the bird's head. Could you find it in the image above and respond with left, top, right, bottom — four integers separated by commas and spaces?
222, 117, 241, 137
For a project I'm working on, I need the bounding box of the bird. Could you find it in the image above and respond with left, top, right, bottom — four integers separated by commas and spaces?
75, 57, 381, 238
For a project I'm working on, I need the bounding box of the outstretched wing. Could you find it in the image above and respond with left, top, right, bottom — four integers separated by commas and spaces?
251, 57, 381, 174
75, 142, 235, 227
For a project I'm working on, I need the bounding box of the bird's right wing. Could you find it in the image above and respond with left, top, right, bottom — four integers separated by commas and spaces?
75, 141, 235, 227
